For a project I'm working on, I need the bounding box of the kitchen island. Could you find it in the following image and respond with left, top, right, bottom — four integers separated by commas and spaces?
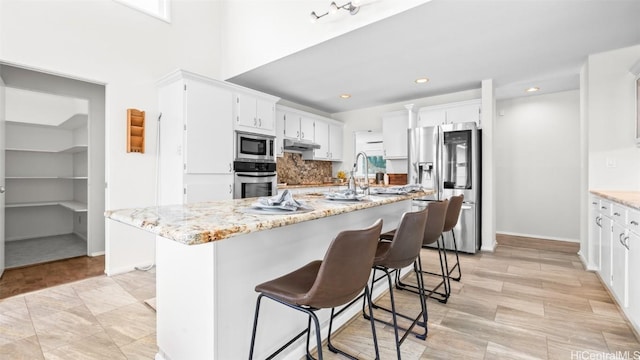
105, 190, 430, 360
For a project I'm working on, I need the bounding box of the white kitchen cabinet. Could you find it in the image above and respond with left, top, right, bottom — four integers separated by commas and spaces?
310, 120, 343, 161
382, 109, 411, 159
417, 99, 481, 127
234, 93, 277, 136
158, 70, 234, 204
599, 200, 613, 287
184, 175, 234, 203
588, 197, 601, 270
627, 226, 640, 329
275, 108, 286, 157
329, 122, 343, 161
282, 111, 314, 142
612, 219, 628, 307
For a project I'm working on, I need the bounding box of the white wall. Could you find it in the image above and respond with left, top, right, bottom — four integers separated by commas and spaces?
587, 44, 640, 191
220, 0, 431, 79
0, 0, 223, 273
495, 90, 581, 242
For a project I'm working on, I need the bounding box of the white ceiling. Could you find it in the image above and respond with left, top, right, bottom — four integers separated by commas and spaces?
227, 0, 640, 114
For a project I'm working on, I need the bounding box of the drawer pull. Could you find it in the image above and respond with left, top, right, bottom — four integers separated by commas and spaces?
631, 220, 639, 226
614, 212, 621, 216
601, 206, 608, 210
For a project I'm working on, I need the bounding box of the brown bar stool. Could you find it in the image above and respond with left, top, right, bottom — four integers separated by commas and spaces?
394, 200, 451, 303
362, 208, 429, 359
442, 194, 464, 281
248, 219, 383, 360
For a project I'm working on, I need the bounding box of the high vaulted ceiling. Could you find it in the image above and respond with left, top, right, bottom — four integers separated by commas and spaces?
227, 0, 640, 114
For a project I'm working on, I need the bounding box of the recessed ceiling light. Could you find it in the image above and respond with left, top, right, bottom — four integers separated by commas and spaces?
526, 87, 540, 92
339, 94, 351, 99
415, 77, 430, 84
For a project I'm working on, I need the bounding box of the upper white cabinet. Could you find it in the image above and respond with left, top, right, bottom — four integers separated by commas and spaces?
276, 104, 343, 161
234, 93, 277, 136
157, 70, 235, 204
282, 112, 314, 142
382, 107, 414, 159
275, 108, 286, 157
311, 120, 343, 161
417, 99, 481, 127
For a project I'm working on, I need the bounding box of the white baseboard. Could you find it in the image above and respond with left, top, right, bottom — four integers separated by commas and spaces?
89, 251, 105, 257
105, 262, 155, 276
496, 231, 579, 243
481, 241, 497, 252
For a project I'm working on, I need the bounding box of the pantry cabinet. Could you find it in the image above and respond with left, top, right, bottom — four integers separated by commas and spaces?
157, 70, 234, 204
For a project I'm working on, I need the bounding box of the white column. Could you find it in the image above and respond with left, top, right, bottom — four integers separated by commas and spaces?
481, 79, 496, 252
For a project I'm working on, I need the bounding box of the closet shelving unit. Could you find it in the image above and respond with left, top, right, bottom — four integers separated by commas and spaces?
4, 115, 89, 266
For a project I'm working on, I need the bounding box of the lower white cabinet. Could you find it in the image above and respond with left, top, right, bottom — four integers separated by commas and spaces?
589, 194, 640, 331
628, 229, 640, 329
184, 175, 233, 203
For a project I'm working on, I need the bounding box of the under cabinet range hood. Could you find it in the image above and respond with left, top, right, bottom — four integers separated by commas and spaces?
283, 138, 321, 151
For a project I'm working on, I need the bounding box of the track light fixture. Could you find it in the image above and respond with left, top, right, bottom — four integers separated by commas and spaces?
310, 1, 360, 23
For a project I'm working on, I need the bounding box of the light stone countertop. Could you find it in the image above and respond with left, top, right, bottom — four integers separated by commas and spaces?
105, 190, 432, 246
590, 190, 640, 210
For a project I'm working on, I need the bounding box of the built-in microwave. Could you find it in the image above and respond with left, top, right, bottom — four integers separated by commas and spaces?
236, 131, 275, 162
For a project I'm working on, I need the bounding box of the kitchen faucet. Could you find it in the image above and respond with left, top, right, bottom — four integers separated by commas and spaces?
353, 151, 370, 195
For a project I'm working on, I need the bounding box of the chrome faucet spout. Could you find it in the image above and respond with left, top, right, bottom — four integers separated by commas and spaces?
354, 151, 370, 195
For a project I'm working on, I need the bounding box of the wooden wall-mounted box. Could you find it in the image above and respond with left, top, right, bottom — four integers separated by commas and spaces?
127, 109, 145, 153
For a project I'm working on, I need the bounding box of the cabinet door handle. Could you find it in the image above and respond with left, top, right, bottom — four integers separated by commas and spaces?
622, 235, 630, 250
236, 116, 239, 123
596, 216, 602, 227
297, 130, 300, 138
0, 186, 4, 194
592, 201, 598, 205
229, 185, 232, 193
631, 220, 639, 226
614, 212, 621, 217
254, 118, 257, 126
601, 206, 608, 210
301, 132, 304, 139
259, 118, 262, 127
229, 163, 232, 172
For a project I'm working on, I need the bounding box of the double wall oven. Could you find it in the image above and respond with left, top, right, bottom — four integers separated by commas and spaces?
233, 131, 277, 199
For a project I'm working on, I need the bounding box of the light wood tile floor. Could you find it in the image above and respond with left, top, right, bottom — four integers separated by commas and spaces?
1, 244, 639, 359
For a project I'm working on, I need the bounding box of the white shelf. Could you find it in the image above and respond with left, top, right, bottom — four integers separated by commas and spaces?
5, 200, 87, 212
5, 144, 88, 153
5, 176, 88, 180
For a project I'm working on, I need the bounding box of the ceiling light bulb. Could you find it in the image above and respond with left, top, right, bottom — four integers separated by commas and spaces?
340, 94, 351, 99
329, 2, 339, 14
526, 87, 540, 92
415, 77, 430, 84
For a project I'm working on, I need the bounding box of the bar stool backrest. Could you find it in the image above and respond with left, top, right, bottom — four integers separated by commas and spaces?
422, 200, 449, 246
302, 219, 383, 309
377, 208, 429, 269
443, 195, 464, 233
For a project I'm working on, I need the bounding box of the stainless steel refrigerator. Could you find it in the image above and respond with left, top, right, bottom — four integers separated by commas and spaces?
408, 122, 481, 253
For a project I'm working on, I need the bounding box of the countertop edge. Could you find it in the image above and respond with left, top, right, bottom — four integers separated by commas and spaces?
590, 190, 640, 210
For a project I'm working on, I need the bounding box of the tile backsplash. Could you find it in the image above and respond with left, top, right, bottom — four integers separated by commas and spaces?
277, 152, 332, 185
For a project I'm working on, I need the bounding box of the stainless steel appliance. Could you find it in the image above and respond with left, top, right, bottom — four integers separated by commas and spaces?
233, 161, 277, 199
236, 131, 275, 162
409, 122, 481, 253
